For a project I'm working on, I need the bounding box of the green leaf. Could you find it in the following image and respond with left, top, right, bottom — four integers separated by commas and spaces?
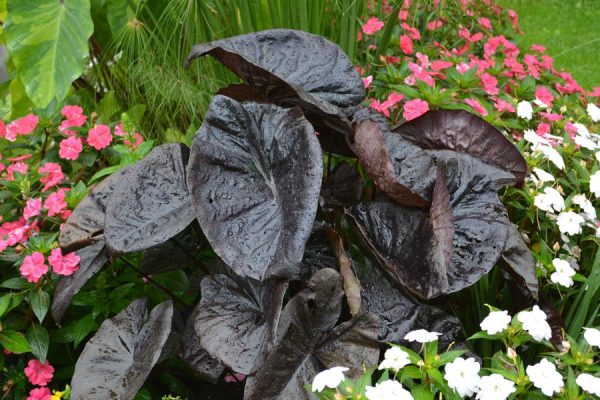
26, 324, 49, 363
0, 294, 11, 318
88, 164, 125, 184
0, 330, 31, 354
437, 349, 468, 366
4, 0, 94, 108
96, 90, 120, 121
0, 277, 29, 289
106, 0, 128, 36
29, 289, 50, 323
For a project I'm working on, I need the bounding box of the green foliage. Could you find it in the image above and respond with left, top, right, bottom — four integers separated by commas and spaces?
4, 0, 93, 110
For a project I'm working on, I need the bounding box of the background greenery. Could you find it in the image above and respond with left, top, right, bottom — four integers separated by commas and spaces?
498, 0, 600, 90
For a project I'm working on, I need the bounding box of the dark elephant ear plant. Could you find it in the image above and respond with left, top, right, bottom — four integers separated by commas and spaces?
55, 29, 536, 400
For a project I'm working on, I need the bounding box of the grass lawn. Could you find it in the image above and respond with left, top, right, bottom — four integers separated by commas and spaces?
498, 0, 600, 90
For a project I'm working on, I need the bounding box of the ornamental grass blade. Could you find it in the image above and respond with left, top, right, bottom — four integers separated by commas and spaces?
70, 298, 173, 400
105, 144, 195, 254
187, 96, 323, 281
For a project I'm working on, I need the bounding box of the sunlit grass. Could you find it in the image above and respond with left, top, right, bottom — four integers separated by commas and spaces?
498, 0, 600, 90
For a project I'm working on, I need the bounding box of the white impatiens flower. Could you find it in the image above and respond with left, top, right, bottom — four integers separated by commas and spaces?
550, 258, 576, 288
572, 194, 597, 219
517, 101, 533, 120
587, 103, 600, 122
476, 374, 516, 400
532, 167, 555, 183
311, 366, 348, 392
524, 129, 549, 150
556, 211, 585, 236
444, 357, 481, 397
590, 171, 600, 198
404, 329, 441, 343
576, 373, 600, 396
517, 305, 552, 341
480, 310, 511, 335
526, 358, 564, 396
365, 380, 414, 400
533, 187, 565, 213
378, 346, 411, 372
583, 327, 600, 347
540, 145, 565, 170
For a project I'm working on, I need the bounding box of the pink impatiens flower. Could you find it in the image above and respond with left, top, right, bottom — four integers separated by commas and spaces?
493, 98, 515, 113
6, 162, 28, 181
5, 114, 39, 141
481, 73, 499, 95
48, 248, 79, 276
20, 253, 48, 283
44, 189, 67, 217
403, 99, 429, 121
87, 124, 112, 150
24, 359, 54, 386
362, 17, 384, 35
59, 136, 83, 161
465, 98, 488, 116
535, 86, 554, 107
362, 75, 373, 88
27, 387, 51, 400
400, 34, 414, 55
23, 198, 42, 220
589, 87, 600, 97
61, 105, 84, 120
38, 162, 64, 192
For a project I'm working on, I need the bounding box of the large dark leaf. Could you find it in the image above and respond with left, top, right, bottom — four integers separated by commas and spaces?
244, 268, 379, 400
140, 224, 204, 275
185, 29, 364, 108
185, 29, 364, 155
182, 304, 224, 383
353, 119, 433, 207
392, 109, 527, 184
51, 238, 107, 324
499, 224, 538, 302
59, 166, 130, 253
70, 298, 173, 400
351, 249, 462, 347
195, 274, 288, 375
105, 144, 195, 254
187, 96, 323, 280
322, 161, 363, 207
348, 168, 454, 299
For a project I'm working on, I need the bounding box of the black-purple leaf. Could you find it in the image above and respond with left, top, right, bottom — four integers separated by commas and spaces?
105, 144, 195, 254
185, 29, 364, 109
353, 120, 433, 208
185, 29, 364, 155
195, 275, 287, 375
244, 269, 379, 400
187, 96, 323, 280
322, 161, 363, 207
182, 304, 224, 383
51, 239, 106, 324
499, 224, 538, 301
140, 225, 204, 275
70, 298, 173, 400
352, 250, 462, 347
392, 109, 527, 184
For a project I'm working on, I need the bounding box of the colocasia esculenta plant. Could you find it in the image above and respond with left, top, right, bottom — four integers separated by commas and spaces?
55, 29, 537, 399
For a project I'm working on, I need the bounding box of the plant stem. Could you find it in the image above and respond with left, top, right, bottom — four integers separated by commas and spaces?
120, 257, 190, 310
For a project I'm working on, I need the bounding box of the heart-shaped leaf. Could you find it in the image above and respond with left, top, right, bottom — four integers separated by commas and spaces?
185, 29, 364, 155
187, 96, 323, 280
70, 298, 173, 400
348, 169, 454, 299
182, 304, 224, 383
105, 144, 195, 254
195, 275, 288, 375
392, 109, 527, 184
185, 29, 364, 109
52, 239, 107, 324
60, 166, 131, 253
499, 224, 538, 302
244, 269, 379, 400
353, 119, 433, 207
140, 224, 204, 275
351, 249, 462, 346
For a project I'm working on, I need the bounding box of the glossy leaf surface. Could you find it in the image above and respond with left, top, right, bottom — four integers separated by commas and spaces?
187, 96, 322, 280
